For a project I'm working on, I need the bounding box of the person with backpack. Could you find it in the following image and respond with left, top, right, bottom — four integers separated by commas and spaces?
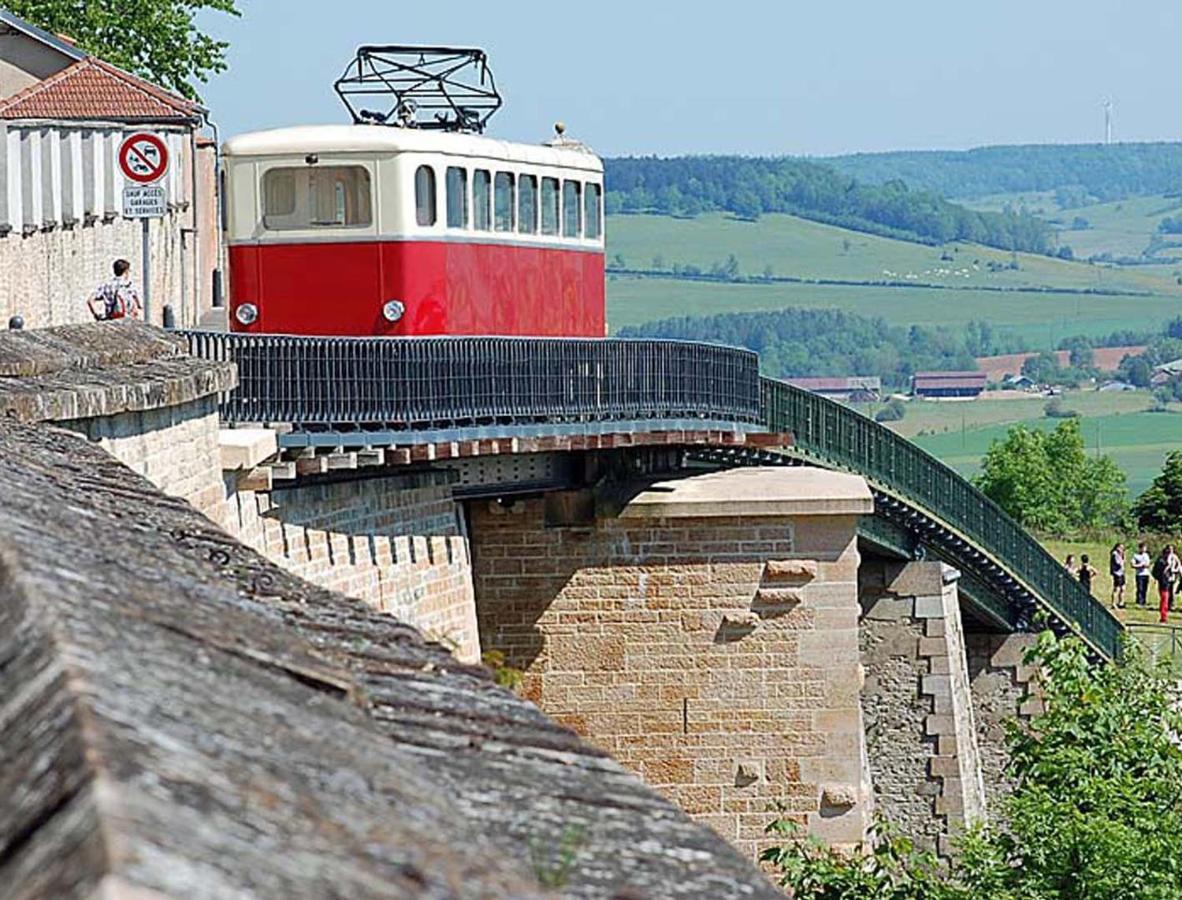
1153, 546, 1174, 623
86, 259, 142, 321
1109, 542, 1126, 609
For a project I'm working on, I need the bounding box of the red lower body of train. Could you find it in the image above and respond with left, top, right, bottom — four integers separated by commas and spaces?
228, 240, 606, 337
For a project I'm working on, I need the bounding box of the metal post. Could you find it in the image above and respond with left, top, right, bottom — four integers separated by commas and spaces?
141, 217, 151, 324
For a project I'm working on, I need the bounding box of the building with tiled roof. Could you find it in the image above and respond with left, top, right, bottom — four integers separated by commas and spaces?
0, 55, 200, 121
0, 6, 219, 329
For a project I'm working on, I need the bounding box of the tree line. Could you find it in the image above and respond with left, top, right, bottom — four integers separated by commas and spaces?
604, 156, 1055, 253
825, 142, 1182, 203
617, 309, 1022, 388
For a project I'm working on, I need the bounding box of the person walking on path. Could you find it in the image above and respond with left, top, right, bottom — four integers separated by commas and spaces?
1064, 554, 1077, 577
1132, 541, 1152, 607
1154, 547, 1174, 623
1109, 543, 1126, 608
1078, 554, 1098, 595
86, 259, 142, 321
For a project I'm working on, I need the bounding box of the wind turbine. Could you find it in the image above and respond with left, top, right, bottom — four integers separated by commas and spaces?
1100, 98, 1114, 145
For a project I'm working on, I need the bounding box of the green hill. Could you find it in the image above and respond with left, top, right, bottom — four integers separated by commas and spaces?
825, 143, 1182, 202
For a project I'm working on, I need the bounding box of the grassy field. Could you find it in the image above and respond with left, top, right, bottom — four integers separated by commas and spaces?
876, 390, 1149, 438
605, 213, 1182, 339
1041, 536, 1166, 626
964, 192, 1182, 262
606, 276, 1178, 344
910, 402, 1182, 498
606, 212, 1182, 295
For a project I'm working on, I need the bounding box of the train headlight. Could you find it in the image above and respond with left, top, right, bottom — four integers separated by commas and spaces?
382, 299, 406, 323
234, 303, 259, 326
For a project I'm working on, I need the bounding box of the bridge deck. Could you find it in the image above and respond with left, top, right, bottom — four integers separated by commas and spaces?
185, 331, 1122, 660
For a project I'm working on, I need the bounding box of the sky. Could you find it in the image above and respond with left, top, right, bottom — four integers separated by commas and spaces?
199, 0, 1181, 157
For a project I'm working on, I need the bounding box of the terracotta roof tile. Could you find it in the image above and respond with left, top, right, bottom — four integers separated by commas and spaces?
0, 56, 198, 121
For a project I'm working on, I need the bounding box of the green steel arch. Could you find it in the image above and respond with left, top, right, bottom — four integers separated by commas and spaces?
759, 377, 1123, 659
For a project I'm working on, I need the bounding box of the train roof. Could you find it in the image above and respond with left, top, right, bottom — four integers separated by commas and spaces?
223, 125, 603, 173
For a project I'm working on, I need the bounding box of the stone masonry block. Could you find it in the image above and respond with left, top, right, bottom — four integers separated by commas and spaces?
917, 637, 948, 658
764, 559, 818, 581
914, 595, 945, 619
860, 594, 914, 622
921, 674, 951, 696
925, 714, 956, 736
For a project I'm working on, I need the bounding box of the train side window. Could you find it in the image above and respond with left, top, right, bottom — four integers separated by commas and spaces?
518, 174, 538, 234
262, 165, 371, 230
263, 169, 296, 216
415, 165, 436, 226
541, 177, 560, 235
562, 180, 582, 238
584, 183, 602, 240
446, 166, 468, 228
473, 169, 491, 231
494, 172, 515, 232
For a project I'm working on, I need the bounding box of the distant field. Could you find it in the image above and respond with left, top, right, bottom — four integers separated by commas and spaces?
878, 389, 1148, 439
607, 276, 1177, 345
606, 212, 1182, 295
910, 403, 1182, 497
964, 192, 1182, 262
605, 213, 1182, 342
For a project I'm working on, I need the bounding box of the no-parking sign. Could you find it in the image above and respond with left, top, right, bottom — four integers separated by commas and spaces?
119, 133, 169, 219
119, 132, 169, 184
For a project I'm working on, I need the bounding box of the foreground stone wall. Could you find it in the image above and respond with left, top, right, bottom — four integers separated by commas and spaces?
470, 468, 874, 859
225, 473, 480, 663
859, 559, 986, 855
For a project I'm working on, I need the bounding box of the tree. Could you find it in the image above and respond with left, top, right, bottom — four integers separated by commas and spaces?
762, 630, 1182, 899
1021, 351, 1059, 384
6, 0, 241, 100
1117, 353, 1151, 388
1133, 450, 1182, 533
874, 398, 906, 423
974, 419, 1127, 533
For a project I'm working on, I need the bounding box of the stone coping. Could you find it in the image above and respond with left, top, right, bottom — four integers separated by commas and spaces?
0, 322, 236, 423
0, 320, 187, 377
620, 466, 874, 519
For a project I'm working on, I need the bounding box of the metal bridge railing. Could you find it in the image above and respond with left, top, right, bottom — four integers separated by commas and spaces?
761, 377, 1123, 659
184, 332, 763, 431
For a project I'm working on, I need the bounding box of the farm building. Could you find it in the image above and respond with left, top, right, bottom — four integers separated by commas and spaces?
784, 376, 881, 401
912, 371, 987, 399
1151, 358, 1182, 386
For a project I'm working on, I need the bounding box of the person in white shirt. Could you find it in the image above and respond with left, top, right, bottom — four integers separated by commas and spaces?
1132, 541, 1152, 607
87, 259, 142, 321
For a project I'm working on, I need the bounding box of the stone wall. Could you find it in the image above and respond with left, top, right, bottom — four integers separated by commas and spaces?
470, 468, 874, 859
225, 472, 480, 663
60, 393, 226, 527
965, 632, 1040, 812
859, 560, 986, 856
2, 206, 190, 328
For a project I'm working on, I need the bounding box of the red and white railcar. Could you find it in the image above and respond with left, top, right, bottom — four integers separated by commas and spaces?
222, 125, 605, 337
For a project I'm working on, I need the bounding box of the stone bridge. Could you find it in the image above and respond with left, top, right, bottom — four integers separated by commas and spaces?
0, 323, 1073, 896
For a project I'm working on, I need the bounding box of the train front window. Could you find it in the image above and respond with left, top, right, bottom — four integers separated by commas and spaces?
494, 172, 515, 232
446, 166, 468, 228
584, 183, 602, 240
519, 175, 538, 234
473, 169, 491, 231
541, 177, 559, 235
262, 165, 372, 230
563, 181, 582, 238
415, 165, 436, 226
